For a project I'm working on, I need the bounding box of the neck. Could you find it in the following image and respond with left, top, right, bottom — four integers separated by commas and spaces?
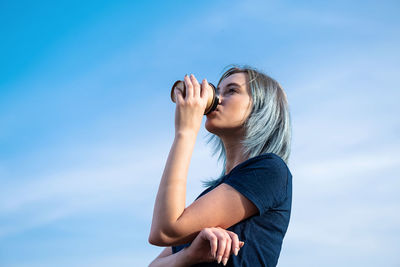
220, 133, 248, 175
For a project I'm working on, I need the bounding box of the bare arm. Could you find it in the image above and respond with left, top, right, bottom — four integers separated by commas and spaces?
149, 228, 245, 266
149, 74, 258, 246
149, 247, 194, 267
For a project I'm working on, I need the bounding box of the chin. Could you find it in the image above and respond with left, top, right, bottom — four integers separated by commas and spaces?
205, 120, 220, 135
206, 120, 246, 138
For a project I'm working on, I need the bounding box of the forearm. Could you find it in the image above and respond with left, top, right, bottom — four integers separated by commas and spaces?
149, 247, 195, 267
150, 131, 197, 242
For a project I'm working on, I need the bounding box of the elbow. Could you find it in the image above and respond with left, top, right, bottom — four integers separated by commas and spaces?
148, 230, 175, 246
148, 233, 165, 246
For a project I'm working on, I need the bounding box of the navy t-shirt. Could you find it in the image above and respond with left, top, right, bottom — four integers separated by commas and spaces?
172, 153, 292, 267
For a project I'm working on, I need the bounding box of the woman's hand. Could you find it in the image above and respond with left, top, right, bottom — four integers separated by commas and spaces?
184, 227, 245, 266
174, 74, 210, 136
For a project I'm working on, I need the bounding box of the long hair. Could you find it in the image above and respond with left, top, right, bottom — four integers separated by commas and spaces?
202, 64, 292, 187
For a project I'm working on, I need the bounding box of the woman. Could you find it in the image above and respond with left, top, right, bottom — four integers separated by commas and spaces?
149, 65, 292, 266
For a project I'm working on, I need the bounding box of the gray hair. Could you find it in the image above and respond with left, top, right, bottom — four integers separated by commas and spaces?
202, 64, 292, 187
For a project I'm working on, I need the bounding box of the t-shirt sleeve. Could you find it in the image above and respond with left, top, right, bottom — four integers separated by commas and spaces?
172, 243, 190, 254
223, 155, 288, 214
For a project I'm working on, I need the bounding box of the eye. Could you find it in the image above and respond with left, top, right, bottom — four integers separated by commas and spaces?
220, 88, 237, 95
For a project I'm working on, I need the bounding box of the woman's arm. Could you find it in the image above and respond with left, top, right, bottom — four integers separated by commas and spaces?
149, 74, 258, 246
149, 247, 193, 267
149, 228, 245, 267
149, 74, 205, 245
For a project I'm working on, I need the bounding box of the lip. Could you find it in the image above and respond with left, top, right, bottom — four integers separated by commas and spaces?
207, 109, 218, 116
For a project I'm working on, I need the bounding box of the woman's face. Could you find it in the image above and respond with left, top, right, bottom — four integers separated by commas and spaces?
205, 72, 252, 136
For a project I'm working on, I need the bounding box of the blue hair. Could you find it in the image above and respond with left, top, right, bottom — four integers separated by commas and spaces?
202, 64, 292, 187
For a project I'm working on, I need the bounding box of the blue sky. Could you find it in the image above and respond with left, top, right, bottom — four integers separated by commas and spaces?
1, 0, 399, 266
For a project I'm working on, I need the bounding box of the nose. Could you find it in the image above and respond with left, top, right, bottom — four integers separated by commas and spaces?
217, 93, 222, 105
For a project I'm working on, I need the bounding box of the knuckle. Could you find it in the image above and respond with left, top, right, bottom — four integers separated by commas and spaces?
193, 99, 201, 106
216, 233, 225, 240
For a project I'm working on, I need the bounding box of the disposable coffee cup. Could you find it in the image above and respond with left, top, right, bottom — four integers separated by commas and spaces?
170, 80, 219, 115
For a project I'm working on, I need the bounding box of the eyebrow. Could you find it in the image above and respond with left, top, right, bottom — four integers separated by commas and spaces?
217, 82, 242, 92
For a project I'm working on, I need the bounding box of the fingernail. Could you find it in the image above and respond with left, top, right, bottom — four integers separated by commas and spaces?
234, 248, 239, 256
222, 257, 228, 266
217, 255, 222, 264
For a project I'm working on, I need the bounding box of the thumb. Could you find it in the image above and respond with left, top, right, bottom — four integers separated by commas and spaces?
175, 88, 184, 103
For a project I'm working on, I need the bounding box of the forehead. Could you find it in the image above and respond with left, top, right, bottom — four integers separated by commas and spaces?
219, 72, 248, 89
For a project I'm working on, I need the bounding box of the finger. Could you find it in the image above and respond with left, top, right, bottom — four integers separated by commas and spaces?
205, 229, 218, 259
200, 78, 210, 101
190, 74, 201, 99
239, 241, 245, 248
175, 87, 184, 104
213, 229, 227, 264
184, 74, 193, 100
222, 231, 232, 266
227, 231, 240, 256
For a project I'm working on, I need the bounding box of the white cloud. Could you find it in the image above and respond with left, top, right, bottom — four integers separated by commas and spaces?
0, 125, 221, 238
1, 1, 400, 266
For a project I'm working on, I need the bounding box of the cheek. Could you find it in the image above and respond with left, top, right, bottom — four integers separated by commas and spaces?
238, 99, 252, 119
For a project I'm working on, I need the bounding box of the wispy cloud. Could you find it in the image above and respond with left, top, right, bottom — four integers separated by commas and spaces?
1, 0, 399, 266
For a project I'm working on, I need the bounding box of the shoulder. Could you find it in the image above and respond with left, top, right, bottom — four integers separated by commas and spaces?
228, 153, 290, 177
223, 153, 291, 212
